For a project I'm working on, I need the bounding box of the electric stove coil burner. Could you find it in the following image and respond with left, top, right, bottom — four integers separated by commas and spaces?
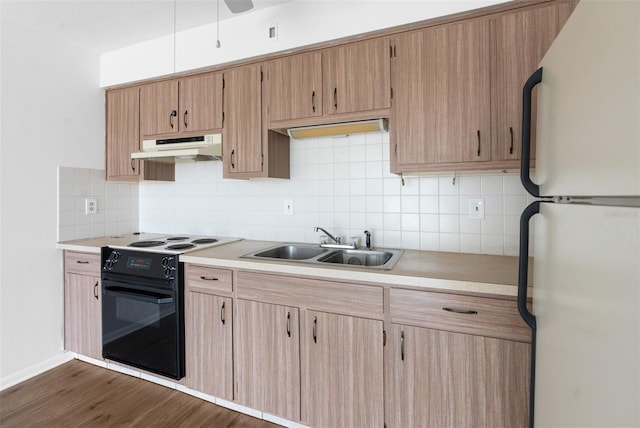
191, 238, 219, 244
166, 243, 196, 250
129, 240, 166, 248
166, 236, 190, 241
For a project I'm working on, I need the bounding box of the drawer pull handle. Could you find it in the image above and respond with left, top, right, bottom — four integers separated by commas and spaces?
200, 276, 219, 281
443, 307, 478, 315
400, 330, 405, 361
313, 316, 317, 343
286, 312, 291, 337
76, 261, 90, 264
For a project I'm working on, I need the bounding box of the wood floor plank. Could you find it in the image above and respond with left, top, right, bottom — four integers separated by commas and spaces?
0, 360, 281, 428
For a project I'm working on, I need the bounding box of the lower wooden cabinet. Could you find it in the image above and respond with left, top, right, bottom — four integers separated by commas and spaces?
302, 311, 384, 428
64, 251, 102, 360
64, 273, 102, 360
236, 299, 301, 420
385, 324, 530, 428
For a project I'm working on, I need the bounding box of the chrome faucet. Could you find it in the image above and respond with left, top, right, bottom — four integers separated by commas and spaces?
314, 226, 341, 245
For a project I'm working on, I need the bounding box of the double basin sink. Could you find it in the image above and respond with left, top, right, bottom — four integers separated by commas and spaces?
241, 243, 403, 270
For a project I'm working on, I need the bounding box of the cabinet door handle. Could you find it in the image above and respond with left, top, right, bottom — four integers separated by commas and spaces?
476, 129, 481, 157
400, 330, 405, 361
311, 91, 316, 113
509, 126, 514, 155
231, 149, 235, 169
286, 312, 291, 337
130, 158, 136, 172
169, 110, 177, 129
312, 316, 317, 343
76, 260, 90, 264
200, 276, 219, 281
220, 301, 226, 325
333, 87, 338, 110
183, 110, 188, 128
94, 281, 99, 300
442, 307, 478, 315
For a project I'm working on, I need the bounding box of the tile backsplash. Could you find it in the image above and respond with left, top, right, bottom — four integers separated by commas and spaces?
57, 167, 139, 241
138, 133, 532, 256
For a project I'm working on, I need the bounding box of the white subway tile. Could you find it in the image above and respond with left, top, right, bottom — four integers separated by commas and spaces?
439, 195, 459, 214
440, 233, 460, 252
384, 196, 401, 213
384, 213, 401, 231
401, 195, 420, 214
439, 214, 459, 233
401, 213, 420, 232
420, 214, 439, 233
419, 196, 439, 214
481, 215, 504, 235
459, 214, 481, 234
419, 177, 439, 195
401, 231, 420, 250
460, 234, 482, 254
420, 232, 440, 251
439, 176, 459, 195
459, 176, 481, 195
481, 234, 504, 255
481, 175, 503, 195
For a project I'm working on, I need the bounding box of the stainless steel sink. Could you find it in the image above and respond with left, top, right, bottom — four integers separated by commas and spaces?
251, 244, 328, 260
241, 243, 403, 270
317, 249, 397, 267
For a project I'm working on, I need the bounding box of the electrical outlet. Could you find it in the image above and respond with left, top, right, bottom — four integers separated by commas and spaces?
85, 198, 98, 215
468, 198, 485, 220
283, 199, 294, 216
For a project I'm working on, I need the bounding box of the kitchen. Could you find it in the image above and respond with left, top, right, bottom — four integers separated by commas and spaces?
1, 1, 638, 427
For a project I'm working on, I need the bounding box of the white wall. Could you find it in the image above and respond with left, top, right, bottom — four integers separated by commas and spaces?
0, 8, 104, 385
101, 0, 510, 86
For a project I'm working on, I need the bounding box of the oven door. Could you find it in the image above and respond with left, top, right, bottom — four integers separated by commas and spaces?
102, 279, 184, 379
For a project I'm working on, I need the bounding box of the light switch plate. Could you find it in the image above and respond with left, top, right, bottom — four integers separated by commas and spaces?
468, 198, 484, 220
85, 198, 98, 215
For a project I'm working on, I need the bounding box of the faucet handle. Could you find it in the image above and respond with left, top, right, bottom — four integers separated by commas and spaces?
364, 230, 372, 249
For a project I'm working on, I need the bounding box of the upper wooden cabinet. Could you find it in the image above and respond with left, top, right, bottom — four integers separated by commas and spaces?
391, 18, 491, 171
323, 37, 391, 115
391, 0, 577, 173
492, 1, 578, 162
265, 52, 323, 122
140, 72, 223, 138
266, 38, 391, 130
105, 87, 174, 182
223, 64, 289, 179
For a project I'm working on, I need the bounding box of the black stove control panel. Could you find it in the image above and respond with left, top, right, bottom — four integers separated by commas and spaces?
101, 247, 180, 285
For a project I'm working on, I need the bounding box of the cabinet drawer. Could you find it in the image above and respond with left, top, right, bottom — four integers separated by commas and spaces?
390, 288, 531, 342
237, 271, 383, 319
64, 251, 101, 276
185, 264, 233, 294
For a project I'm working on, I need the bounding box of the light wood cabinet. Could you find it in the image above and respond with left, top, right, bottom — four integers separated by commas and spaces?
385, 288, 531, 427
265, 52, 323, 123
302, 310, 384, 428
140, 73, 223, 138
236, 299, 300, 421
492, 1, 578, 162
322, 37, 391, 116
390, 18, 491, 172
235, 270, 384, 426
184, 265, 233, 400
105, 87, 174, 182
64, 251, 102, 360
223, 64, 290, 179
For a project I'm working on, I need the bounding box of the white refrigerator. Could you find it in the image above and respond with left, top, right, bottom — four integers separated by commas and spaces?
517, 1, 640, 427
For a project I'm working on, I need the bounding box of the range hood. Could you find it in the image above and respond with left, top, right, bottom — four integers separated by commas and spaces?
132, 134, 222, 163
287, 118, 388, 139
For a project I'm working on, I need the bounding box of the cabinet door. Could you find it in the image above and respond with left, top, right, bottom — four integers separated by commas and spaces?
385, 324, 530, 428
64, 274, 102, 360
323, 38, 391, 115
266, 52, 323, 122
222, 65, 263, 177
140, 80, 179, 137
236, 299, 300, 421
179, 73, 223, 133
302, 311, 383, 428
106, 87, 140, 180
184, 291, 233, 400
493, 2, 577, 161
391, 19, 491, 171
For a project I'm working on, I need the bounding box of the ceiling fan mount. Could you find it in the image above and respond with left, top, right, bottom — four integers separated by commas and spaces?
224, 0, 254, 14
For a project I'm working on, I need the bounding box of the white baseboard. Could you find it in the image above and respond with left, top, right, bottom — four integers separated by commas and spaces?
0, 351, 75, 391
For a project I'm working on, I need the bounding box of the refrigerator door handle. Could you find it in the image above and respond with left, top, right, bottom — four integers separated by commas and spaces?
518, 200, 541, 428
521, 67, 543, 198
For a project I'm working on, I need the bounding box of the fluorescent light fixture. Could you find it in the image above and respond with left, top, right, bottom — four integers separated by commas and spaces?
287, 118, 388, 139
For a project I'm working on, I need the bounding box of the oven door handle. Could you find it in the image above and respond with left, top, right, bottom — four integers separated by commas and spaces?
104, 286, 174, 305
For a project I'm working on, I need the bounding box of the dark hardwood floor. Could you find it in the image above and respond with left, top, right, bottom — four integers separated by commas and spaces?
0, 360, 281, 428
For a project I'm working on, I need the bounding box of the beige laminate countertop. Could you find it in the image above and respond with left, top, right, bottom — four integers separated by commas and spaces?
57, 236, 531, 298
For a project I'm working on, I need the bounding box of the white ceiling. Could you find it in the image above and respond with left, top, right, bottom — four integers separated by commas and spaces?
1, 0, 293, 53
